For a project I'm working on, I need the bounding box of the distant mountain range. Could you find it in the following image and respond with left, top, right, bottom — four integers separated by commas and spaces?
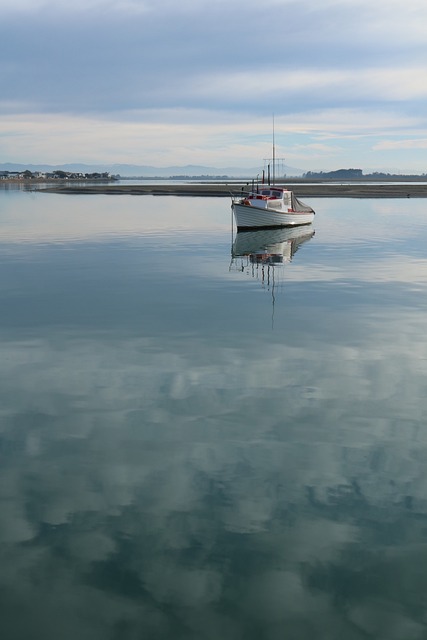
0, 162, 304, 178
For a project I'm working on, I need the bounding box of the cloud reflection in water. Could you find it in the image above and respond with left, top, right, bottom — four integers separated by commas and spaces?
1, 194, 427, 639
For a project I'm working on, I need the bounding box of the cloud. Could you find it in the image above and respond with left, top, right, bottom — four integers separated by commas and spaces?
1, 106, 424, 167
0, 0, 150, 13
193, 67, 427, 110
1, 0, 427, 170
374, 138, 427, 151
0, 110, 263, 165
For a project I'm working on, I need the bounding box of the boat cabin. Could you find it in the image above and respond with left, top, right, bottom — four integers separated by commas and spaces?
245, 186, 292, 209
258, 188, 283, 198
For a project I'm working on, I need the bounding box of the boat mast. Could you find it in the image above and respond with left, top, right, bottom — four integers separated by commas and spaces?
272, 114, 275, 185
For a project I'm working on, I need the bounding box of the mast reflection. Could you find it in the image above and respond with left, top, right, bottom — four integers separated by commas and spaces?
230, 226, 315, 327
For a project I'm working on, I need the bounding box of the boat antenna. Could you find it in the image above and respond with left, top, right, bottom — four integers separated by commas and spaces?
272, 114, 276, 185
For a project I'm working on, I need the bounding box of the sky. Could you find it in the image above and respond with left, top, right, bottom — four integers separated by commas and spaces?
1, 0, 427, 173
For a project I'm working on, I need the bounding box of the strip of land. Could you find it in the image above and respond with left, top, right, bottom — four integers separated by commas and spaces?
39, 182, 427, 198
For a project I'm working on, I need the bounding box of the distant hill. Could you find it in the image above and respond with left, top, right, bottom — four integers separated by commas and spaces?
304, 168, 427, 180
0, 162, 304, 178
304, 168, 364, 180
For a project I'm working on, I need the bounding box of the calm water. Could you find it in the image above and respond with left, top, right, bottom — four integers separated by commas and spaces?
1, 188, 427, 640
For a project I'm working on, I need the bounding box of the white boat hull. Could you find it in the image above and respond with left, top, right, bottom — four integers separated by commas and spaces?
232, 202, 314, 229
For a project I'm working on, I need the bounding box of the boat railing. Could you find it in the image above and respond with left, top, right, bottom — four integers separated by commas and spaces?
230, 190, 251, 203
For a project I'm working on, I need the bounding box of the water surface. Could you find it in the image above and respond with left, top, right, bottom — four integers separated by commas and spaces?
1, 189, 427, 639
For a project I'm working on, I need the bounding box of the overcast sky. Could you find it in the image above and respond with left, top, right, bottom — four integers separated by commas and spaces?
1, 0, 427, 172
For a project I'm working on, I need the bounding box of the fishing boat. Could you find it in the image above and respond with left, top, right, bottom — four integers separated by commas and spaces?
232, 184, 315, 229
231, 122, 315, 229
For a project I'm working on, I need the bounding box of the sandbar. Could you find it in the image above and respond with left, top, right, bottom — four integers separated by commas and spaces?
39, 182, 427, 198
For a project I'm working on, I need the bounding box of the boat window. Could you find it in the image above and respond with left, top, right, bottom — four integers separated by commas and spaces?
272, 191, 281, 198
261, 190, 271, 195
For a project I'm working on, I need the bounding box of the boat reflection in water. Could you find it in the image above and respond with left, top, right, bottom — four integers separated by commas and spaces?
231, 225, 315, 270
230, 226, 315, 325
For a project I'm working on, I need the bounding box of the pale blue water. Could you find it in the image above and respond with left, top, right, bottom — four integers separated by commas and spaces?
1, 188, 427, 639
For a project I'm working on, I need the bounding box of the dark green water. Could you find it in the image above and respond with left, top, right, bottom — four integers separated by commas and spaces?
1, 188, 427, 639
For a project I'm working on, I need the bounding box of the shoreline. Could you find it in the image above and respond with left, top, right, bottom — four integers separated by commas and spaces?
37, 182, 427, 198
